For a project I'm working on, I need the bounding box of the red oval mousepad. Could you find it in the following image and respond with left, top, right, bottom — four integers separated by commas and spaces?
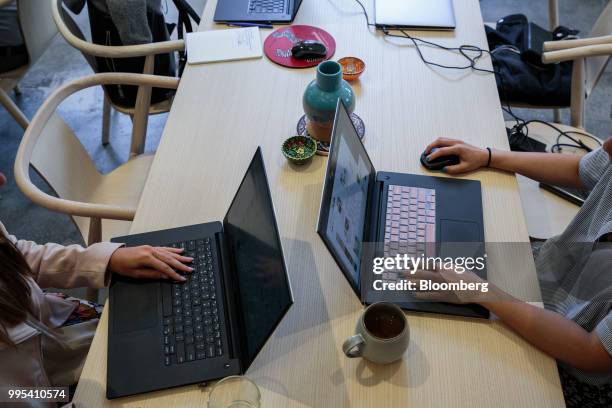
264, 25, 336, 68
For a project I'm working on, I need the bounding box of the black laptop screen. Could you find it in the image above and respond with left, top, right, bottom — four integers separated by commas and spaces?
317, 101, 376, 294
223, 148, 293, 370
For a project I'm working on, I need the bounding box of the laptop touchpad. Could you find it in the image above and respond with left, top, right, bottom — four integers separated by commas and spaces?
440, 219, 480, 242
112, 282, 158, 334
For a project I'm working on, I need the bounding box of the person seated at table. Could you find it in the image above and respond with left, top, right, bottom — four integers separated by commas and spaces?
0, 171, 193, 389
412, 137, 612, 408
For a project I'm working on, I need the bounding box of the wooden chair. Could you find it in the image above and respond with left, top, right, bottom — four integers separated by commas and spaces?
512, 3, 611, 239
548, 0, 559, 31
14, 73, 179, 299
52, 0, 186, 156
0, 0, 58, 129
505, 1, 611, 127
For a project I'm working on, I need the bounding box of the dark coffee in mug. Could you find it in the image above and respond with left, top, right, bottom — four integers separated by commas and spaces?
363, 304, 405, 339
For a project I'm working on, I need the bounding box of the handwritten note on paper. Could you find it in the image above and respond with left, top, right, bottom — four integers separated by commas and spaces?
186, 27, 263, 65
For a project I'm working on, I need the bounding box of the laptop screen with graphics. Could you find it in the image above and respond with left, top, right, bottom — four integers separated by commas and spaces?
317, 101, 376, 294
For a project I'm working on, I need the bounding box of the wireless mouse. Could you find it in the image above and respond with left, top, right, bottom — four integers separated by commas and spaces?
291, 40, 327, 60
420, 148, 460, 171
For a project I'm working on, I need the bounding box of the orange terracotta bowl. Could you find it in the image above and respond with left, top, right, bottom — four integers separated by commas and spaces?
338, 57, 365, 81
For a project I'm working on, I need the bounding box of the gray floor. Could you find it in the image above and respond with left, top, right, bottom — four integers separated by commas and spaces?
1, 0, 610, 247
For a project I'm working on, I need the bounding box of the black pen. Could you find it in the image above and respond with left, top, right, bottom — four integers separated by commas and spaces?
226, 22, 274, 29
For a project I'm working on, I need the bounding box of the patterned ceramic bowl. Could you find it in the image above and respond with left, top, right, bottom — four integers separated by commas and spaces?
338, 57, 366, 81
282, 135, 317, 165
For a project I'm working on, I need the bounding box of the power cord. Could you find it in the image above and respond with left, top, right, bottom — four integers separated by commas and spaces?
382, 28, 496, 74
352, 0, 494, 73
353, 0, 376, 27
511, 119, 601, 153
350, 0, 518, 125
350, 0, 601, 155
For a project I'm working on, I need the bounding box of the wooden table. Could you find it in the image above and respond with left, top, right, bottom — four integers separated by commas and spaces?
74, 0, 565, 406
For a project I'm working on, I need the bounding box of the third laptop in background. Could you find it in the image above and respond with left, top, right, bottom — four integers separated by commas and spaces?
214, 0, 303, 23
375, 0, 456, 30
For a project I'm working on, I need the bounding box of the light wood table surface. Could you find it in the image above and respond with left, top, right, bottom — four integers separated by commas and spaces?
74, 0, 565, 406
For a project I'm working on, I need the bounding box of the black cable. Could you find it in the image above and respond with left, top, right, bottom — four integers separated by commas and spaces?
382, 28, 496, 73
351, 0, 601, 155
351, 0, 494, 73
353, 0, 376, 27
382, 25, 526, 129
512, 119, 602, 153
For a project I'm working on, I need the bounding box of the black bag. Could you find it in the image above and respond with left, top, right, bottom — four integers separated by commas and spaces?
86, 0, 200, 109
486, 14, 579, 107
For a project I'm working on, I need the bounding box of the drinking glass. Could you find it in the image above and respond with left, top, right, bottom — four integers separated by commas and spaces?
208, 376, 261, 408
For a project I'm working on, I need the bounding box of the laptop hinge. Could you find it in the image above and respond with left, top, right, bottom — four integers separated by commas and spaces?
216, 229, 245, 368
360, 177, 384, 299
217, 223, 249, 372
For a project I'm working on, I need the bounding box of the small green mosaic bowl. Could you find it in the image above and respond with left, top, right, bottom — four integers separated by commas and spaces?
282, 135, 317, 165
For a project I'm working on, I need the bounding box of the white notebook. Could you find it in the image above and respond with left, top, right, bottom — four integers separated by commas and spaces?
186, 27, 263, 65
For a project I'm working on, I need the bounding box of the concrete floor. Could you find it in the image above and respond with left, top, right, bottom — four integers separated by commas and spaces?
1, 0, 610, 247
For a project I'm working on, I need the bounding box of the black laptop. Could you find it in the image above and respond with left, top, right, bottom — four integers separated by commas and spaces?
214, 0, 303, 23
317, 101, 489, 319
107, 148, 293, 398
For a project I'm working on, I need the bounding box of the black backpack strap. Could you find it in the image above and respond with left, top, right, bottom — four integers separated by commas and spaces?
171, 0, 201, 75
173, 0, 201, 24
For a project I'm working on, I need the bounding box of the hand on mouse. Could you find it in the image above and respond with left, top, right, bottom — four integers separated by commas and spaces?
424, 138, 489, 174
109, 246, 193, 281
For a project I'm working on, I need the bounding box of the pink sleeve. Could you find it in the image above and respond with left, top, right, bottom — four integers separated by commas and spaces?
3, 224, 122, 289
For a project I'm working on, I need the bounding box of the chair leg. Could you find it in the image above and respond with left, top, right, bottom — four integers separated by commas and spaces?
129, 54, 154, 157
548, 0, 559, 30
553, 108, 561, 124
569, 58, 585, 129
102, 94, 111, 146
0, 88, 29, 129
130, 114, 148, 157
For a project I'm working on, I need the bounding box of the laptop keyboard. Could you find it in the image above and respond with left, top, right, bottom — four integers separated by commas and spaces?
248, 0, 286, 14
383, 185, 436, 281
161, 238, 224, 366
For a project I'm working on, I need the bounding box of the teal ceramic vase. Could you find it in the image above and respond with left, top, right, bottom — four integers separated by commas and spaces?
303, 60, 355, 142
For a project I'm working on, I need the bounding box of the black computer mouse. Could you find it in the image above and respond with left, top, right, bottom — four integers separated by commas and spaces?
420, 148, 460, 171
291, 40, 327, 60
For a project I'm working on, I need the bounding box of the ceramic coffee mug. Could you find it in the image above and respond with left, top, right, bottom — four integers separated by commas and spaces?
342, 302, 409, 364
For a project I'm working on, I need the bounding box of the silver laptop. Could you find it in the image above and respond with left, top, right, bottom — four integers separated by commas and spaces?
375, 0, 456, 30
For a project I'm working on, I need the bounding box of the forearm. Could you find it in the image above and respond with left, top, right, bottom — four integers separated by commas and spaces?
490, 149, 583, 188
13, 236, 121, 288
478, 286, 611, 372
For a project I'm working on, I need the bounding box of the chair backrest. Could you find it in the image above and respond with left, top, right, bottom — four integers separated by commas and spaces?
14, 73, 179, 221
586, 1, 612, 95
17, 0, 58, 67
30, 113, 102, 207
52, 0, 184, 59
